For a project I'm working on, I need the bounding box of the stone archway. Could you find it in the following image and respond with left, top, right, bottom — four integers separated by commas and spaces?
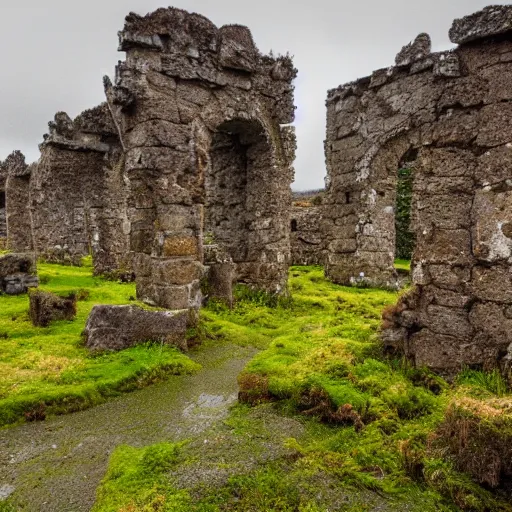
105, 7, 296, 310
325, 5, 512, 375
204, 118, 286, 286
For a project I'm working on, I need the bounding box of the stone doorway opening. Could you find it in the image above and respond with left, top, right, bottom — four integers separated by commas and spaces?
203, 118, 287, 298
394, 147, 418, 284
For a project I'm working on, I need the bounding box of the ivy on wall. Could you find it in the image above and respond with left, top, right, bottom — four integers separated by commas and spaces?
395, 168, 415, 260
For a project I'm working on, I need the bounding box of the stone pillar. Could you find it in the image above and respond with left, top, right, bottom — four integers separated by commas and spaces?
4, 151, 33, 252
106, 7, 296, 309
0, 161, 7, 245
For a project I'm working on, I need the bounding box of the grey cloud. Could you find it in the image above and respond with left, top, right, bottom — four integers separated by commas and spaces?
0, 0, 508, 190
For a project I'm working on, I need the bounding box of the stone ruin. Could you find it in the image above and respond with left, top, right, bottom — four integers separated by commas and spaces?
0, 6, 296, 312
33, 105, 129, 272
105, 8, 296, 309
290, 191, 325, 266
4, 151, 34, 253
5, 3, 512, 374
0, 253, 38, 295
0, 162, 6, 247
324, 5, 512, 375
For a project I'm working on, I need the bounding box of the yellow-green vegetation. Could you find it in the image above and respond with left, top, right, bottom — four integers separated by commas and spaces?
0, 261, 199, 427
92, 266, 512, 511
394, 259, 411, 272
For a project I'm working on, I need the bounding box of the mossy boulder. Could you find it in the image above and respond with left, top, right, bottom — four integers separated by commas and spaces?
29, 290, 77, 327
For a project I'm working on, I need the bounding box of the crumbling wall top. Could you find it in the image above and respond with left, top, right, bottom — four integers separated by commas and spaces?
41, 103, 118, 153
4, 150, 31, 177
116, 6, 297, 79
118, 8, 259, 60
74, 103, 117, 136
395, 33, 431, 67
450, 5, 512, 45
121, 8, 217, 44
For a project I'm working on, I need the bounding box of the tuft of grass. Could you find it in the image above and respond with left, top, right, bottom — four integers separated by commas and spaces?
0, 262, 200, 427
92, 442, 189, 512
456, 368, 508, 397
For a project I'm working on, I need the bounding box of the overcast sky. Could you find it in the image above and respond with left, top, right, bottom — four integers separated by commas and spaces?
0, 1, 508, 190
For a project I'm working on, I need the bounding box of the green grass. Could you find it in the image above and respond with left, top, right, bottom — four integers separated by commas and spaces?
0, 261, 200, 427
92, 266, 512, 511
394, 259, 411, 272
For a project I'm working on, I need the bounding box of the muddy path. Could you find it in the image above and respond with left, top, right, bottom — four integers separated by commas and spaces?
0, 343, 256, 512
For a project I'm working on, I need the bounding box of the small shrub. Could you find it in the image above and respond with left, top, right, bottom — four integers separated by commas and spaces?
238, 373, 272, 405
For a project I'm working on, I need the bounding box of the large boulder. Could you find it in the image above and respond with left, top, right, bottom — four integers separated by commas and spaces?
0, 253, 38, 295
83, 305, 189, 352
29, 290, 77, 327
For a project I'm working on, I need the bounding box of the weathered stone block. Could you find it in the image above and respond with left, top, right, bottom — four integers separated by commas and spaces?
29, 290, 77, 327
471, 265, 512, 303
395, 33, 431, 67
125, 121, 190, 150
218, 25, 257, 72
83, 305, 188, 352
476, 103, 512, 147
471, 189, 512, 262
417, 229, 473, 266
469, 302, 512, 348
422, 305, 473, 340
0, 253, 38, 295
163, 236, 198, 257
154, 259, 205, 285
204, 262, 234, 308
477, 145, 512, 186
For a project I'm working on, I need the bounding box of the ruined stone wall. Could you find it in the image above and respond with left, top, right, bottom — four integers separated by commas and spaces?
325, 5, 512, 375
290, 206, 325, 266
4, 151, 33, 252
0, 161, 6, 242
30, 105, 128, 271
105, 7, 296, 309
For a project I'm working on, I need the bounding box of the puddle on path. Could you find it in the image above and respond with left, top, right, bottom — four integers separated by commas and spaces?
0, 343, 255, 512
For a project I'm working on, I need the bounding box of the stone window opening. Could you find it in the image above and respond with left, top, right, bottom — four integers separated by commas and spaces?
291, 219, 298, 232
395, 147, 418, 279
345, 191, 352, 204
0, 191, 5, 209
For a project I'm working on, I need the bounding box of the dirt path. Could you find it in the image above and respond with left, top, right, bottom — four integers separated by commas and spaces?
0, 343, 256, 512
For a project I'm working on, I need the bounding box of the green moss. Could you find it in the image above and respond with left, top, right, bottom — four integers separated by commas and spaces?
0, 262, 200, 427
88, 266, 512, 511
394, 259, 411, 272
92, 442, 190, 512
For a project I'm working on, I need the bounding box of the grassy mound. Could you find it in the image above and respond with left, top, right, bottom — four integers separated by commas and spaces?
92, 266, 512, 511
0, 261, 199, 427
432, 393, 512, 489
